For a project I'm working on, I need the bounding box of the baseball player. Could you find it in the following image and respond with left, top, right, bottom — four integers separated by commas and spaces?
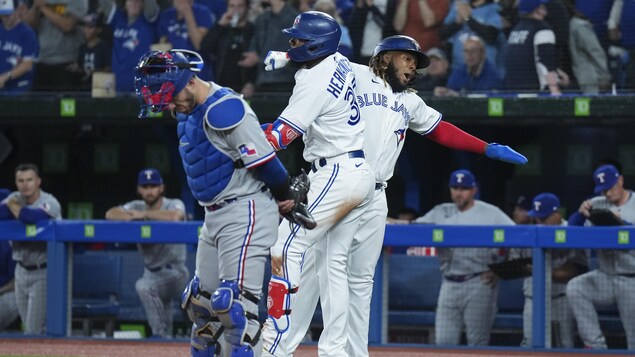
134, 49, 306, 357
510, 192, 587, 348
0, 163, 62, 335
0, 239, 19, 331
263, 35, 527, 356
416, 170, 514, 346
105, 168, 190, 338
257, 11, 376, 357
567, 164, 635, 349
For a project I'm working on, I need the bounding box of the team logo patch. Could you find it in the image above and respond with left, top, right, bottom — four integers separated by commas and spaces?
239, 144, 258, 157
394, 128, 406, 147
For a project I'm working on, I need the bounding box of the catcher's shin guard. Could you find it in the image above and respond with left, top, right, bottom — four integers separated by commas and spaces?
182, 277, 223, 356
267, 275, 298, 333
211, 280, 261, 354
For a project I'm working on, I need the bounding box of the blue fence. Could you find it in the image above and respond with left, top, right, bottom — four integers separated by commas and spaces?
1, 221, 634, 348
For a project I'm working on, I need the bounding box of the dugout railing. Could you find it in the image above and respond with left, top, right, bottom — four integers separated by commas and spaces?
0, 221, 633, 350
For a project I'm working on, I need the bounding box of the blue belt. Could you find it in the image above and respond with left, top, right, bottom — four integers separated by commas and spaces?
310, 150, 365, 173
18, 262, 47, 271
375, 183, 383, 190
205, 186, 268, 212
444, 273, 481, 283
147, 264, 173, 272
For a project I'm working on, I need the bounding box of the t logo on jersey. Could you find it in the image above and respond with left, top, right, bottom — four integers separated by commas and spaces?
394, 128, 406, 147
596, 172, 605, 183
239, 144, 257, 157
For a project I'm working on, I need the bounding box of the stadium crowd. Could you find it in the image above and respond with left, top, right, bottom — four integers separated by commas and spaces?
0, 0, 634, 95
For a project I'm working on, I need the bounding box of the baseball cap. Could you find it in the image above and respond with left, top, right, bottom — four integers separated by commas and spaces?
518, 0, 548, 14
0, 0, 16, 15
425, 47, 447, 61
514, 195, 533, 211
593, 164, 620, 193
527, 192, 560, 219
449, 169, 476, 188
137, 168, 163, 186
82, 12, 102, 27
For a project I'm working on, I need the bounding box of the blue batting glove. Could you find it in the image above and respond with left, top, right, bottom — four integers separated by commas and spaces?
484, 143, 528, 165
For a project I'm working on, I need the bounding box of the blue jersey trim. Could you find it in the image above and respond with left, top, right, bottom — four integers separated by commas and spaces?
244, 151, 276, 169
278, 117, 305, 134
419, 113, 443, 135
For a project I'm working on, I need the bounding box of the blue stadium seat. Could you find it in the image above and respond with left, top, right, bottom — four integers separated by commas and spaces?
72, 252, 122, 337
493, 278, 525, 332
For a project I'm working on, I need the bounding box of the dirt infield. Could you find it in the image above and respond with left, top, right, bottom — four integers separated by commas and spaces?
0, 339, 632, 357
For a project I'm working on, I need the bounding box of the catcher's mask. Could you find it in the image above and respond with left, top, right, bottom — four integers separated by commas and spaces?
134, 49, 204, 118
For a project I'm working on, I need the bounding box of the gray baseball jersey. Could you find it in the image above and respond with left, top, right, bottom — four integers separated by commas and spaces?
120, 197, 189, 337
415, 200, 514, 346
567, 190, 635, 349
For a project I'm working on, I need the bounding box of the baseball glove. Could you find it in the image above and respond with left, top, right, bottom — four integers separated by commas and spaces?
284, 170, 317, 230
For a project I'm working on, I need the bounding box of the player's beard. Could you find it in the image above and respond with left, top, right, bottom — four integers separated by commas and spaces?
385, 62, 409, 93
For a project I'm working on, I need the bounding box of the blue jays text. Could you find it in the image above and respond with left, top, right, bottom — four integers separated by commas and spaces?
356, 93, 412, 122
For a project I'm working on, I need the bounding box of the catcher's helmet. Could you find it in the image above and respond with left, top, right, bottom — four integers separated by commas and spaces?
134, 49, 204, 118
372, 35, 430, 69
282, 11, 341, 62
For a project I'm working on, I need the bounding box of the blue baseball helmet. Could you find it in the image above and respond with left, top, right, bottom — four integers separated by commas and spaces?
134, 49, 203, 118
282, 11, 341, 62
372, 35, 430, 69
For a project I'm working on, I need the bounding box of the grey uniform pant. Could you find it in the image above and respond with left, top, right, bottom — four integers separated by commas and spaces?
522, 295, 575, 348
0, 290, 19, 330
567, 269, 635, 349
136, 264, 189, 337
14, 265, 47, 334
435, 276, 498, 346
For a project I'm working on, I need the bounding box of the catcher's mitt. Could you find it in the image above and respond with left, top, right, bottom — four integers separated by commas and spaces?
284, 170, 317, 230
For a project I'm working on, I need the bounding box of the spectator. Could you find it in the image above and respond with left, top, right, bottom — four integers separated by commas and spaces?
0, 0, 38, 94
0, 163, 62, 335
565, 1, 611, 94
567, 164, 635, 349
439, 0, 503, 72
392, 0, 448, 52
511, 194, 533, 225
607, 0, 635, 90
414, 47, 449, 93
544, 0, 572, 83
67, 12, 111, 91
511, 192, 587, 348
105, 168, 189, 338
200, 0, 257, 97
239, 0, 298, 92
157, 0, 214, 79
347, 0, 397, 64
195, 0, 226, 23
503, 0, 562, 95
434, 35, 501, 96
25, 0, 88, 91
0, 239, 19, 331
313, 0, 353, 59
573, 0, 614, 47
414, 169, 514, 346
102, 0, 159, 93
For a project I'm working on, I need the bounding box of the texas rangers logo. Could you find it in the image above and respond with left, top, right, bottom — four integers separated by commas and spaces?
533, 201, 541, 212
394, 128, 406, 147
596, 172, 605, 183
454, 173, 465, 183
239, 144, 257, 157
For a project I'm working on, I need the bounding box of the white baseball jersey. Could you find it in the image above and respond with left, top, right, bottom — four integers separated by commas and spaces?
278, 52, 364, 162
351, 63, 442, 183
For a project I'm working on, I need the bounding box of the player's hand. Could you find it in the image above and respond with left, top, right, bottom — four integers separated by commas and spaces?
264, 51, 290, 71
128, 210, 146, 221
578, 200, 592, 217
277, 199, 294, 215
480, 271, 498, 286
484, 143, 528, 165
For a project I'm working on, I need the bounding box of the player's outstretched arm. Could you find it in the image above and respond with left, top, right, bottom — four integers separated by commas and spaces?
263, 51, 290, 71
261, 120, 301, 151
426, 121, 527, 165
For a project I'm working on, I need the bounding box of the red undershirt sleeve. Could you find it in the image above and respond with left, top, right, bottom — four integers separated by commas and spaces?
425, 121, 488, 154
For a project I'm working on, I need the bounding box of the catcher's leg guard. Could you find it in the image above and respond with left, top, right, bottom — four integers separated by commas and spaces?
182, 276, 223, 356
211, 280, 261, 357
267, 275, 298, 333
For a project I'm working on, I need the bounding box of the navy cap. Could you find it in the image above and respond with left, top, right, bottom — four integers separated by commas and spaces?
593, 164, 619, 194
515, 195, 533, 211
137, 168, 163, 185
449, 169, 476, 188
528, 192, 560, 219
518, 0, 548, 14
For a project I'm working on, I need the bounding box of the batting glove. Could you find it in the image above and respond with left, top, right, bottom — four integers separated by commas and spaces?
485, 143, 528, 165
264, 51, 290, 71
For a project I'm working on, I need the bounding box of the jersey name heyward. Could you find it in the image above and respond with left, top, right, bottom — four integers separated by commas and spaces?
326, 57, 353, 98
356, 92, 411, 121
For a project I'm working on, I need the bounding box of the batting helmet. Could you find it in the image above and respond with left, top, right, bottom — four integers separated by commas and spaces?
134, 49, 204, 118
282, 11, 341, 62
372, 35, 430, 69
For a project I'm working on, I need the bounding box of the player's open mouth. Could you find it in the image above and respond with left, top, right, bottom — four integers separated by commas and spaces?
403, 73, 411, 81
